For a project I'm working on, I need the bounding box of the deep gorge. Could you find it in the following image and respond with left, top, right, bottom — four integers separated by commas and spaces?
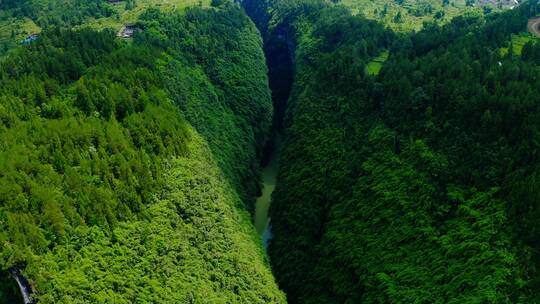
2, 0, 540, 302
246, 0, 540, 303
246, 0, 296, 250
0, 4, 286, 302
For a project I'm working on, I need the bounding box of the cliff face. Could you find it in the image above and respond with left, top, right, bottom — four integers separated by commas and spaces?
243, 0, 296, 136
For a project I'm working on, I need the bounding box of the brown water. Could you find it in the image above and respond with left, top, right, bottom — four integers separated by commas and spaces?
254, 135, 281, 245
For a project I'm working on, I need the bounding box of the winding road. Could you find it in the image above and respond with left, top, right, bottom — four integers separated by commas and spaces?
528, 17, 540, 38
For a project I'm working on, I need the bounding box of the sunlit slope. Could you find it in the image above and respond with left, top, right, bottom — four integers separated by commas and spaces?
0, 17, 40, 47
0, 0, 210, 53
79, 0, 211, 32
0, 4, 284, 302
339, 0, 516, 31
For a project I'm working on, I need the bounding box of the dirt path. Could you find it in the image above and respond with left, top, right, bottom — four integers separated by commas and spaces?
528, 17, 540, 38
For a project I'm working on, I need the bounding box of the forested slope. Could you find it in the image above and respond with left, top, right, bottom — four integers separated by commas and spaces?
0, 0, 113, 27
0, 3, 285, 303
261, 0, 540, 302
0, 0, 209, 55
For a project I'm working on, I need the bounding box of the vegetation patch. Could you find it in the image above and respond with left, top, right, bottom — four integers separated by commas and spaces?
0, 17, 40, 53
366, 50, 389, 75
339, 0, 483, 31
78, 0, 211, 32
500, 32, 538, 55
261, 0, 540, 302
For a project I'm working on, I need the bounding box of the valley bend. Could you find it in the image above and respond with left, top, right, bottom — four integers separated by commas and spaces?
0, 0, 539, 303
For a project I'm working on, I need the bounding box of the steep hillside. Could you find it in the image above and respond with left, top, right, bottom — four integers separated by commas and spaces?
3, 0, 540, 302
0, 0, 210, 54
0, 3, 285, 303
256, 0, 540, 302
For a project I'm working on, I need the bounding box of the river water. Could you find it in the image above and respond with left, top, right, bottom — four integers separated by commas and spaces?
254, 135, 282, 247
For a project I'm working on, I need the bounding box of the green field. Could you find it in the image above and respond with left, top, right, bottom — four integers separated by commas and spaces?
366, 50, 389, 75
79, 0, 210, 32
340, 0, 483, 31
0, 17, 40, 40
0, 16, 41, 52
500, 33, 538, 56
0, 0, 210, 53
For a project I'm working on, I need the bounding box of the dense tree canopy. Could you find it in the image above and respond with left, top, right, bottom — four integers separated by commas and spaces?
2, 0, 540, 302
0, 3, 285, 303
260, 0, 540, 302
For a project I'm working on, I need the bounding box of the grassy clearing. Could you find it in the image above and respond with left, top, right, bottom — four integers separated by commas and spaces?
366, 50, 389, 75
0, 16, 40, 53
79, 0, 210, 32
0, 0, 209, 54
0, 0, 210, 44
500, 33, 538, 56
340, 0, 483, 32
0, 17, 41, 43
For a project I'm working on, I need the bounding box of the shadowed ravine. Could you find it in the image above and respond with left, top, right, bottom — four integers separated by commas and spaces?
254, 135, 282, 247
244, 0, 295, 251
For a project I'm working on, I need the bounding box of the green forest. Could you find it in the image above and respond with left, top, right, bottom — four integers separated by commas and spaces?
0, 2, 284, 303
2, 0, 540, 303
253, 0, 540, 303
